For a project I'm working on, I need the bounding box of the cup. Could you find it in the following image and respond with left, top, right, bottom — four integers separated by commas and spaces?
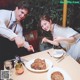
4, 60, 13, 70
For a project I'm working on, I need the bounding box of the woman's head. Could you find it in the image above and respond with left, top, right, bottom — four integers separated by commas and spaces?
40, 15, 53, 31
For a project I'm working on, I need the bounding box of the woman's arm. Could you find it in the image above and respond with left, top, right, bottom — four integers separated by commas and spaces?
54, 36, 75, 43
41, 37, 59, 46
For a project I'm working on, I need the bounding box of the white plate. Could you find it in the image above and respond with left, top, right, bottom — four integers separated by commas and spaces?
25, 58, 53, 73
47, 67, 72, 80
52, 50, 65, 58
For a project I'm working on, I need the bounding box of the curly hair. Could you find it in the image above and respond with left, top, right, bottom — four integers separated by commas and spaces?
16, 0, 31, 13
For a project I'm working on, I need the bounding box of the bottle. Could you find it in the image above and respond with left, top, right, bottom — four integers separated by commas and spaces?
15, 62, 24, 75
14, 56, 24, 75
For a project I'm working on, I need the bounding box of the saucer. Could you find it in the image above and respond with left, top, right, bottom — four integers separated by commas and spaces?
52, 50, 64, 58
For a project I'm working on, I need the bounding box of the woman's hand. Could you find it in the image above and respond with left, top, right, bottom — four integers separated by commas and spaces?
41, 37, 49, 43
41, 37, 59, 46
51, 40, 59, 46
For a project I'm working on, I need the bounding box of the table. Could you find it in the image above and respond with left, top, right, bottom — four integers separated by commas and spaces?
12, 48, 80, 80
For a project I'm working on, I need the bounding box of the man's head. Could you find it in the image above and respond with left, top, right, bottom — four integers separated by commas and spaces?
15, 0, 30, 21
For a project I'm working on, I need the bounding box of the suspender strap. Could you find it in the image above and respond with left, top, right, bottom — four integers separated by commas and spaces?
7, 12, 17, 33
7, 12, 12, 27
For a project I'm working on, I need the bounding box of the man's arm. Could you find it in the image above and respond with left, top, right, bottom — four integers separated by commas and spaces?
0, 22, 17, 40
16, 24, 34, 52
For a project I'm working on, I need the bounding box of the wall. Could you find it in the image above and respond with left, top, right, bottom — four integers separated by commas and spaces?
0, 0, 19, 10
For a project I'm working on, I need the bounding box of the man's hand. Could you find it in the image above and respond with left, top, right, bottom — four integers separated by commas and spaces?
14, 36, 25, 48
27, 45, 34, 52
23, 42, 34, 52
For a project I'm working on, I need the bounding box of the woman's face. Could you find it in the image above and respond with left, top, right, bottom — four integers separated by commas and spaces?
41, 20, 51, 31
15, 7, 28, 21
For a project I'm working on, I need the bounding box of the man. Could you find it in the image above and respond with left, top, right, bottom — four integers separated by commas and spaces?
0, 0, 34, 68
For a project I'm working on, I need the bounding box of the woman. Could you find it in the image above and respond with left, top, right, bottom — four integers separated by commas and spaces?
39, 15, 80, 60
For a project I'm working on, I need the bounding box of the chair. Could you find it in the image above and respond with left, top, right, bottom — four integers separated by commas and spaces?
25, 30, 39, 52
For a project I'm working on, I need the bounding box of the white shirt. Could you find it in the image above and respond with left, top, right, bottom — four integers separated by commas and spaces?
52, 24, 78, 38
0, 9, 29, 47
51, 24, 79, 51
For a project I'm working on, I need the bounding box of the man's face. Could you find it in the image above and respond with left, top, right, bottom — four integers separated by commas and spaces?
15, 7, 29, 21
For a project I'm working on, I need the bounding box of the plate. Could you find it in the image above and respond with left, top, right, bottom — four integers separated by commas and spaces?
47, 67, 72, 80
52, 50, 65, 58
25, 58, 53, 73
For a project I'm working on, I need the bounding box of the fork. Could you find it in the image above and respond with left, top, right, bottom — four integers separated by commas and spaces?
57, 53, 68, 62
47, 52, 52, 57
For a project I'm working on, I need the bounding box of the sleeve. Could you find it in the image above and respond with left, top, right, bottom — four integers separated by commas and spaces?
0, 10, 18, 40
66, 27, 78, 38
0, 21, 17, 40
23, 42, 30, 48
16, 23, 30, 48
53, 24, 78, 38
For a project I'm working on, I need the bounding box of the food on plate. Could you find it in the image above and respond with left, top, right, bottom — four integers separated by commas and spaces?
31, 58, 46, 70
51, 71, 64, 80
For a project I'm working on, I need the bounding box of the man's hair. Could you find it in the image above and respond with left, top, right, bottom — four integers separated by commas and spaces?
16, 0, 30, 13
